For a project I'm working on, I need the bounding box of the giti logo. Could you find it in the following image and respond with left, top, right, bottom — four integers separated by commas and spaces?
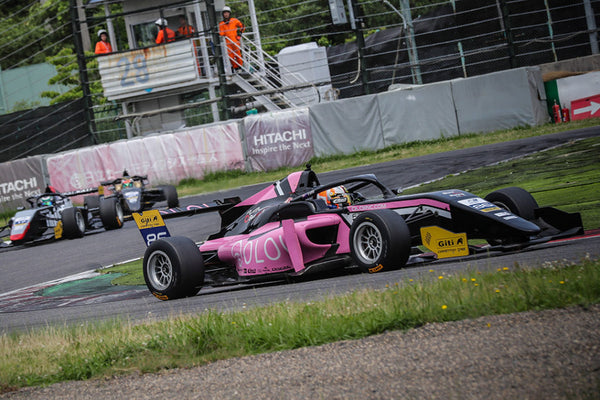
140, 215, 158, 227
133, 210, 165, 229
438, 237, 464, 247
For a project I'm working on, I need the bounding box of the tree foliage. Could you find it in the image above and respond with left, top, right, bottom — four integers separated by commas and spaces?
0, 0, 73, 70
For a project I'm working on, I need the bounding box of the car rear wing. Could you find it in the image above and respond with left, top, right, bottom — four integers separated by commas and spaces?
133, 197, 241, 246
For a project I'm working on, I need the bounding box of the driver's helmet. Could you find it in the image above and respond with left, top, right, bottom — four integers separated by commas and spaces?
39, 196, 53, 207
122, 178, 133, 188
317, 186, 352, 208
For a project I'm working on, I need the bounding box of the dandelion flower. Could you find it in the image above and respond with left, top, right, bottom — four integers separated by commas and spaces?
560, 281, 565, 284
438, 276, 444, 280
442, 305, 448, 310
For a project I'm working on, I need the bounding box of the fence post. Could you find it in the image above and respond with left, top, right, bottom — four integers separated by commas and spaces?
69, 0, 97, 144
498, 0, 517, 68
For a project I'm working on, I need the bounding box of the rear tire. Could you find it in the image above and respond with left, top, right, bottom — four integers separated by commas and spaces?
143, 237, 204, 300
484, 187, 538, 220
61, 207, 86, 239
83, 195, 100, 212
100, 197, 124, 230
350, 210, 412, 273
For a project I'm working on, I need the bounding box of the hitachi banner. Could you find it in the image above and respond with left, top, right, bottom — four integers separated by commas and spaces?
244, 108, 313, 171
0, 156, 46, 210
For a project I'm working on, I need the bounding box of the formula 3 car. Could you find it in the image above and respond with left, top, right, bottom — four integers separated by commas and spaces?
89, 171, 179, 224
135, 165, 583, 300
1, 187, 123, 245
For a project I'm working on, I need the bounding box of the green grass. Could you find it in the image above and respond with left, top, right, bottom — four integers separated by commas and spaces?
2, 257, 599, 393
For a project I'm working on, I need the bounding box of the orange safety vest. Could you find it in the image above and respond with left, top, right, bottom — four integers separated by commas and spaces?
219, 17, 244, 43
156, 27, 176, 44
95, 41, 113, 55
178, 25, 195, 38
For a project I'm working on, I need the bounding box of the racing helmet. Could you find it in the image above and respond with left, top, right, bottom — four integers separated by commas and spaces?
122, 178, 134, 188
39, 196, 53, 207
317, 186, 352, 209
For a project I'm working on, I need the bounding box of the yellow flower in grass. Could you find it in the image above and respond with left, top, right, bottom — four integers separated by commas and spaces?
438, 276, 444, 280
442, 305, 448, 310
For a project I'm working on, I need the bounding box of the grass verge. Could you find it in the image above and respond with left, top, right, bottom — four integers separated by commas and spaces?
2, 256, 599, 393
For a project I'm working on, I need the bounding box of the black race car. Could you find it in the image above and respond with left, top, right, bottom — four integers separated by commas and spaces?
1, 187, 123, 245
85, 171, 179, 224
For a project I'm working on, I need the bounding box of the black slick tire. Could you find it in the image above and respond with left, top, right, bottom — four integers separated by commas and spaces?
143, 236, 204, 300
349, 209, 411, 273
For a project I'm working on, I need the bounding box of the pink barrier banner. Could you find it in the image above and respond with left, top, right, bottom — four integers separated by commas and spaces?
46, 123, 245, 200
244, 108, 313, 171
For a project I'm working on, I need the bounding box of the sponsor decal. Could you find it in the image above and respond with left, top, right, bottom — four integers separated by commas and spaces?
348, 203, 387, 212
368, 264, 384, 273
153, 292, 169, 301
54, 221, 63, 239
442, 190, 467, 198
495, 211, 511, 217
420, 226, 469, 259
481, 206, 501, 212
458, 197, 498, 211
133, 210, 170, 246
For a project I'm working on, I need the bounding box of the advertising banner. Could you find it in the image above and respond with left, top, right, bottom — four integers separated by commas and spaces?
0, 156, 46, 211
46, 122, 245, 198
244, 108, 313, 171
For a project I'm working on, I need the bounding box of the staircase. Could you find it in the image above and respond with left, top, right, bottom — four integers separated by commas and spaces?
222, 35, 323, 113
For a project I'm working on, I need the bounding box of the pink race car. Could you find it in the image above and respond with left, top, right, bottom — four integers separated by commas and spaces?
139, 165, 582, 300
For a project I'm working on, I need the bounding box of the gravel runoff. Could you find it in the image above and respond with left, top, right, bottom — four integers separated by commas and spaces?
4, 305, 600, 400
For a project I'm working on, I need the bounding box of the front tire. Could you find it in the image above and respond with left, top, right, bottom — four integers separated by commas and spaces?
162, 185, 179, 208
143, 237, 205, 300
350, 210, 412, 273
484, 187, 538, 220
61, 207, 86, 239
100, 197, 124, 230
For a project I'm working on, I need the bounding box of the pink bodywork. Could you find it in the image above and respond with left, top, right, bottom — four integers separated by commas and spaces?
200, 213, 350, 276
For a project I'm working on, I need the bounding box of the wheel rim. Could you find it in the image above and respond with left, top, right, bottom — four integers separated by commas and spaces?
76, 211, 85, 233
147, 250, 173, 291
492, 200, 511, 213
353, 221, 383, 264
